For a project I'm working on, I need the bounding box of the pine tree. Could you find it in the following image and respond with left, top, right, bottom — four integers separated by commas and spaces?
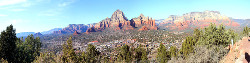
62, 36, 77, 63
134, 45, 143, 62
80, 51, 86, 63
141, 48, 149, 63
0, 25, 17, 62
197, 24, 234, 47
85, 44, 100, 63
193, 28, 202, 42
179, 36, 195, 58
157, 43, 168, 63
14, 38, 26, 63
243, 26, 249, 36
134, 44, 148, 62
118, 44, 132, 63
169, 46, 177, 58
22, 34, 42, 63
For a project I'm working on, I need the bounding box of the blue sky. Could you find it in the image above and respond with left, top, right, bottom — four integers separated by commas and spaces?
0, 0, 249, 33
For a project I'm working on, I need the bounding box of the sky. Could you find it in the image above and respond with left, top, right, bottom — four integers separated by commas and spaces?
0, 0, 249, 33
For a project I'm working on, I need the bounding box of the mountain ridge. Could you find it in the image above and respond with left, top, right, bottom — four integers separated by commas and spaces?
86, 9, 157, 33
159, 10, 240, 31
17, 10, 248, 36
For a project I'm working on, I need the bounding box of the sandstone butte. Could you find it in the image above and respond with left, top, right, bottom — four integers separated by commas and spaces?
85, 9, 157, 34
159, 10, 240, 31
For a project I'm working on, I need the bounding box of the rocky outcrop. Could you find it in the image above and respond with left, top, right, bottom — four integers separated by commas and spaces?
159, 10, 240, 31
87, 9, 158, 33
220, 37, 250, 63
93, 9, 133, 31
138, 26, 149, 31
111, 9, 128, 22
131, 14, 157, 30
86, 26, 97, 34
73, 31, 80, 35
53, 24, 90, 34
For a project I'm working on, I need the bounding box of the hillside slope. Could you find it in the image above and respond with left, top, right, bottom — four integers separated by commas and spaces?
220, 37, 250, 63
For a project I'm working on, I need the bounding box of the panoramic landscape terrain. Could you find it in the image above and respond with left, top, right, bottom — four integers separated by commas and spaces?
0, 0, 250, 63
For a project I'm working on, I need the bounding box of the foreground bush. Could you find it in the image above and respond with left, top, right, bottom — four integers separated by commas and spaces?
168, 23, 237, 63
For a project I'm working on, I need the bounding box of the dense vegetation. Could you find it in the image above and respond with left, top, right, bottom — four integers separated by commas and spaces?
167, 23, 241, 63
0, 25, 41, 63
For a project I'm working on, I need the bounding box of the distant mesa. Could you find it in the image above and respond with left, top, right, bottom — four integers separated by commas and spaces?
53, 24, 92, 34
34, 32, 43, 36
159, 10, 240, 31
41, 28, 62, 35
16, 32, 35, 37
51, 10, 246, 35
86, 9, 158, 33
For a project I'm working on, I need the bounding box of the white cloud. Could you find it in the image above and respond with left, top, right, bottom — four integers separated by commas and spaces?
58, 0, 76, 7
21, 2, 32, 7
11, 8, 25, 11
0, 0, 27, 6
0, 14, 7, 16
39, 13, 56, 16
11, 19, 23, 24
38, 8, 63, 16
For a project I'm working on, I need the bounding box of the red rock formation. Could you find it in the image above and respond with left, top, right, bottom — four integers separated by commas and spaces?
131, 14, 158, 30
73, 31, 80, 35
159, 11, 240, 31
87, 9, 157, 33
138, 26, 149, 31
85, 27, 97, 34
93, 9, 132, 31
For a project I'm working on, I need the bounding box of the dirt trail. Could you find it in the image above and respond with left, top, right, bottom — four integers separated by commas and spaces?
220, 37, 250, 63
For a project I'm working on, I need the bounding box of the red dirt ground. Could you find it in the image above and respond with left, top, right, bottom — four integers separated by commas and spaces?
220, 37, 250, 63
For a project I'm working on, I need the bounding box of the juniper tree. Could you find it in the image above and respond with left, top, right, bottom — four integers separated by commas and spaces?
85, 44, 100, 63
243, 26, 249, 36
169, 46, 177, 58
118, 44, 132, 63
22, 35, 42, 62
157, 43, 168, 63
62, 37, 77, 62
179, 36, 195, 58
0, 25, 17, 62
135, 45, 148, 62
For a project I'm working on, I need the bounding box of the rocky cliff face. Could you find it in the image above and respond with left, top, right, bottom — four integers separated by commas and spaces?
87, 9, 157, 33
131, 14, 157, 31
53, 24, 90, 34
85, 26, 97, 34
159, 10, 239, 31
